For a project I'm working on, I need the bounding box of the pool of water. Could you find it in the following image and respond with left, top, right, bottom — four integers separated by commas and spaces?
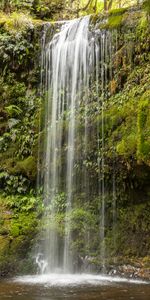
0, 274, 150, 300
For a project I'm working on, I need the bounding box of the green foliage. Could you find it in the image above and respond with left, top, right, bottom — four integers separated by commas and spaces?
0, 21, 41, 194
13, 0, 35, 11
10, 212, 38, 238
0, 192, 42, 275
15, 156, 37, 181
5, 105, 23, 117
0, 31, 34, 72
0, 81, 40, 193
0, 2, 150, 275
0, 0, 66, 20
105, 7, 127, 29
109, 7, 127, 15
0, 172, 30, 194
54, 206, 98, 255
69, 208, 96, 231
137, 98, 150, 162
0, 0, 145, 20
137, 14, 149, 31
51, 193, 66, 213
0, 1, 34, 12
5, 194, 37, 212
117, 203, 150, 256
108, 14, 124, 28
143, 0, 150, 15
0, 193, 43, 217
117, 134, 137, 157
34, 0, 64, 19
0, 12, 33, 33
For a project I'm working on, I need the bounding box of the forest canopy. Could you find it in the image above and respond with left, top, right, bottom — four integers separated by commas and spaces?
0, 1, 146, 19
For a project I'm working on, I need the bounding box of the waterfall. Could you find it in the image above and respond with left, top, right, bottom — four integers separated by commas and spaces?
38, 16, 113, 274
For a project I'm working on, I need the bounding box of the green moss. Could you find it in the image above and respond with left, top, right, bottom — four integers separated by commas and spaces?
0, 206, 39, 275
143, 0, 150, 15
103, 96, 138, 159
142, 256, 150, 267
104, 105, 125, 134
109, 8, 127, 16
10, 223, 20, 237
0, 225, 10, 235
107, 14, 123, 29
116, 203, 150, 257
0, 12, 33, 33
0, 236, 10, 255
10, 212, 38, 238
117, 134, 137, 157
101, 7, 127, 29
137, 98, 150, 163
137, 14, 148, 30
0, 3, 150, 275
10, 235, 28, 255
0, 192, 41, 275
15, 156, 37, 181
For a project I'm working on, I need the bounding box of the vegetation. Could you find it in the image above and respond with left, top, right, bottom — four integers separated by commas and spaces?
0, 0, 150, 277
0, 1, 145, 19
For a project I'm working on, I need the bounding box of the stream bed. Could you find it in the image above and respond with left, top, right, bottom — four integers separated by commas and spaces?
0, 274, 150, 300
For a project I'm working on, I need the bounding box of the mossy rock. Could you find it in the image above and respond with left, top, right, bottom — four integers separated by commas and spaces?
107, 14, 124, 29
143, 0, 150, 15
142, 256, 150, 268
15, 156, 37, 181
113, 46, 128, 69
9, 235, 33, 258
101, 8, 127, 30
116, 134, 137, 157
0, 12, 34, 33
0, 204, 12, 235
0, 236, 10, 255
109, 8, 127, 16
137, 97, 150, 164
10, 211, 38, 237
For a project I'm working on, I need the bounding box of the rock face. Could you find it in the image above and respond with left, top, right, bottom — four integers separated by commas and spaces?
109, 264, 150, 281
0, 197, 41, 276
0, 6, 150, 277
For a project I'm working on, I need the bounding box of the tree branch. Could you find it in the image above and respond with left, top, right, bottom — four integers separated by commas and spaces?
66, 0, 93, 13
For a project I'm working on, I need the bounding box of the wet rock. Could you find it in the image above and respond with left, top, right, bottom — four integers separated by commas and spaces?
108, 264, 150, 281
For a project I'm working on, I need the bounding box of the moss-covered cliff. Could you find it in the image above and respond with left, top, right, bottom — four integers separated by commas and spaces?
0, 4, 150, 277
0, 13, 43, 275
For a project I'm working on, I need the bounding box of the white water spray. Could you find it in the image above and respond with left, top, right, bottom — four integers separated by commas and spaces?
38, 16, 113, 274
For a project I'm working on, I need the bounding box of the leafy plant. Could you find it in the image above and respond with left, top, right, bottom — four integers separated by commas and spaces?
0, 172, 30, 194
5, 105, 22, 117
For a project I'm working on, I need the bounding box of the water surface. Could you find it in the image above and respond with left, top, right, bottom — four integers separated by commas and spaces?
0, 274, 150, 300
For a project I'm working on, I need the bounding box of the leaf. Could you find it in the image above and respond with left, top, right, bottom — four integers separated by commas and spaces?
5, 105, 22, 117
8, 118, 20, 128
0, 171, 8, 179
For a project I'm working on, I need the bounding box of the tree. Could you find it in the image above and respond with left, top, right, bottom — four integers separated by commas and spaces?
104, 0, 113, 11
2, 0, 11, 13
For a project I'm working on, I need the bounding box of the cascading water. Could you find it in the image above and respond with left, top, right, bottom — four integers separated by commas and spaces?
38, 16, 114, 274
